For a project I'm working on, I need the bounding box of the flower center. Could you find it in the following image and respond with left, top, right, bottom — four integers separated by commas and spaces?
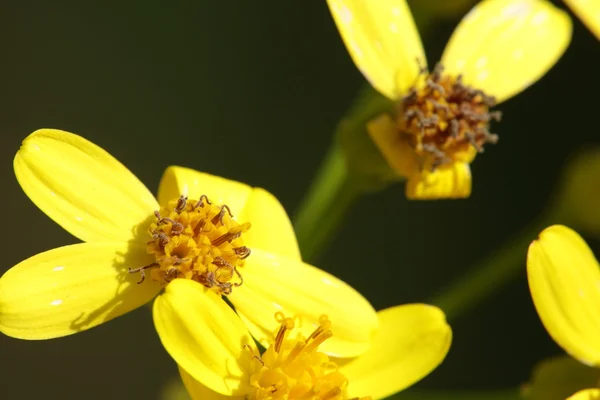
399, 63, 501, 170
246, 313, 371, 400
129, 195, 251, 295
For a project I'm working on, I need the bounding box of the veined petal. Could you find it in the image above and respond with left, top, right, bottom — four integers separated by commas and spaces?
441, 0, 572, 104
228, 249, 379, 358
14, 129, 158, 243
565, 0, 600, 41
339, 304, 452, 400
367, 114, 420, 178
157, 166, 252, 216
527, 225, 600, 366
327, 0, 426, 100
405, 162, 471, 200
237, 187, 301, 262
0, 242, 159, 339
179, 367, 243, 400
153, 279, 256, 396
568, 389, 600, 400
524, 355, 600, 400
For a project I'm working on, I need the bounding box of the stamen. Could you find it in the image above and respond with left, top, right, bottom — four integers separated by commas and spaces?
128, 262, 159, 284
399, 62, 501, 170
138, 194, 252, 294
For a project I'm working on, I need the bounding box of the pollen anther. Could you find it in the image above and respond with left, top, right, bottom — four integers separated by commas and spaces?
129, 194, 251, 294
399, 63, 501, 171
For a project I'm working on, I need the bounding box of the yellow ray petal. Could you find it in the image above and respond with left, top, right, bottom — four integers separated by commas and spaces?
565, 0, 600, 41
157, 166, 252, 215
527, 225, 600, 366
179, 367, 244, 400
237, 187, 301, 262
441, 0, 572, 104
153, 279, 256, 396
367, 114, 420, 178
405, 162, 471, 200
228, 248, 379, 358
326, 0, 426, 100
568, 389, 600, 400
14, 129, 158, 243
524, 355, 600, 400
339, 304, 452, 399
0, 242, 160, 339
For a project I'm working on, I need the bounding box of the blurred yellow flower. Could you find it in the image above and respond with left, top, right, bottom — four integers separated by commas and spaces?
0, 129, 382, 387
327, 0, 572, 199
565, 0, 600, 40
527, 225, 600, 399
178, 305, 452, 399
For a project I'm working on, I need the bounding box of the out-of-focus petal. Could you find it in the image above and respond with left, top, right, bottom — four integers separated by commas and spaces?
237, 188, 301, 262
157, 166, 252, 214
367, 114, 420, 178
179, 367, 243, 400
527, 225, 600, 366
153, 279, 256, 396
326, 0, 426, 99
523, 355, 599, 400
405, 162, 471, 200
568, 389, 600, 400
228, 248, 378, 358
339, 304, 452, 399
0, 242, 159, 339
442, 0, 572, 103
14, 129, 158, 243
565, 0, 600, 41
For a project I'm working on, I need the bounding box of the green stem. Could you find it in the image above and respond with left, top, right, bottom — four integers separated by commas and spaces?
293, 145, 361, 262
429, 208, 565, 321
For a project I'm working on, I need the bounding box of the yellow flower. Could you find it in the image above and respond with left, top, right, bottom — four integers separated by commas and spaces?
527, 225, 600, 398
567, 389, 600, 400
327, 0, 572, 199
0, 129, 382, 388
565, 0, 600, 40
176, 303, 452, 399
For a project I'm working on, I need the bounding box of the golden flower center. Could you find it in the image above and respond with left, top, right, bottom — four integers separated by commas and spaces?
246, 313, 371, 400
129, 195, 251, 295
399, 63, 501, 170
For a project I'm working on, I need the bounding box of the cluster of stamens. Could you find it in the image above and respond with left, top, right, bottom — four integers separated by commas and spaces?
399, 63, 501, 170
245, 313, 371, 400
128, 194, 251, 295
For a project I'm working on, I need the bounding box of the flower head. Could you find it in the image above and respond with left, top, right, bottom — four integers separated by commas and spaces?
0, 129, 381, 384
327, 0, 572, 199
527, 225, 600, 397
179, 304, 452, 400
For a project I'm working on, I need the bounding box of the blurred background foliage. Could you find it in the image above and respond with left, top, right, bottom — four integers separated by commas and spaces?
1, 1, 599, 399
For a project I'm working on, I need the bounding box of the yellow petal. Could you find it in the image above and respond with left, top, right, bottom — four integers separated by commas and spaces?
179, 367, 244, 400
405, 162, 471, 200
441, 0, 572, 104
14, 129, 158, 243
367, 114, 420, 178
0, 242, 160, 339
339, 304, 452, 399
229, 250, 378, 357
527, 225, 600, 365
237, 187, 301, 262
524, 355, 599, 400
153, 279, 256, 396
228, 249, 379, 358
568, 389, 600, 400
326, 0, 426, 100
157, 166, 252, 216
565, 0, 600, 41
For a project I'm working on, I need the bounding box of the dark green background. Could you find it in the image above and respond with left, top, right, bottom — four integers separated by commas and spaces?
1, 1, 599, 399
